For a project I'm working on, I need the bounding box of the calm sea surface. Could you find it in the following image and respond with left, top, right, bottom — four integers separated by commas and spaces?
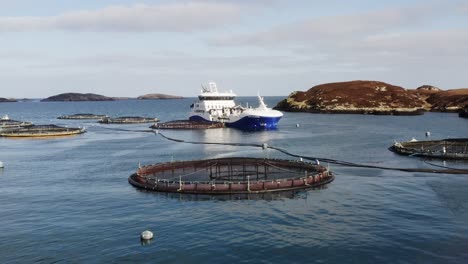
1, 98, 467, 263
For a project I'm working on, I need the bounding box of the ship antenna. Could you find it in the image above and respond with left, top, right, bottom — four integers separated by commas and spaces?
257, 91, 267, 108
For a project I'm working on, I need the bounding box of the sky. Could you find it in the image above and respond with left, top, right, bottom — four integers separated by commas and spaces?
0, 0, 467, 98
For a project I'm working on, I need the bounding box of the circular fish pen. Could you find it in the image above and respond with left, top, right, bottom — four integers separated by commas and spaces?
0, 119, 33, 129
391, 138, 468, 160
129, 157, 334, 194
99, 116, 159, 124
0, 125, 86, 137
150, 120, 224, 129
58, 113, 108, 120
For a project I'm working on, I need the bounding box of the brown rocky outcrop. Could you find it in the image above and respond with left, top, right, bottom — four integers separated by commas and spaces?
408, 85, 442, 110
41, 93, 115, 102
425, 89, 468, 112
415, 85, 442, 93
137, 93, 184, 100
275, 81, 468, 115
274, 80, 425, 115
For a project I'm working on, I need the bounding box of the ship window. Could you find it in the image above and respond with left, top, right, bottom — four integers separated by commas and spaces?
199, 96, 235, 100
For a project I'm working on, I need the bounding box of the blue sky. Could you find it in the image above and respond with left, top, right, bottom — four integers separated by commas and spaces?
0, 0, 467, 98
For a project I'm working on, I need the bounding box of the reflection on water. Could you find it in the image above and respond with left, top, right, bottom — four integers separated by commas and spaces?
134, 185, 331, 201
140, 239, 153, 246
186, 127, 287, 156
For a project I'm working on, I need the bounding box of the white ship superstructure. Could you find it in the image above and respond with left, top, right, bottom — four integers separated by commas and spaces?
189, 82, 282, 130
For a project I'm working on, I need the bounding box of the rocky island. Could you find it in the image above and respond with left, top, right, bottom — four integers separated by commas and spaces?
137, 93, 184, 100
0, 98, 17, 103
275, 81, 425, 115
41, 93, 115, 102
275, 80, 468, 115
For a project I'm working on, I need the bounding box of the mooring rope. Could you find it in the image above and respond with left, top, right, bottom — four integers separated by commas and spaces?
423, 160, 468, 172
95, 126, 468, 175
96, 126, 154, 133
155, 131, 468, 175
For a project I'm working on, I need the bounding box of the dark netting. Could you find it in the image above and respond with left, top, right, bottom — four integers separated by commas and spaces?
129, 157, 334, 194
0, 119, 33, 128
150, 120, 224, 129
391, 138, 468, 159
57, 113, 108, 119
99, 116, 158, 124
0, 125, 85, 137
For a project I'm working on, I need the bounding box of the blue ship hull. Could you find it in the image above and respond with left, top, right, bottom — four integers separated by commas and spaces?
189, 115, 281, 130
226, 116, 281, 130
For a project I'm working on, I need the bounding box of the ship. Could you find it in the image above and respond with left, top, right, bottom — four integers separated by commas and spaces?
189, 82, 283, 130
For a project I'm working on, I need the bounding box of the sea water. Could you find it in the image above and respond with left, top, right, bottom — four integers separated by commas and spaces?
0, 98, 467, 263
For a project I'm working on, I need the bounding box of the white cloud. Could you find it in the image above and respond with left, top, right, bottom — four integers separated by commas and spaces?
209, 2, 468, 76
361, 30, 468, 56
26, 52, 326, 75
210, 2, 461, 46
0, 2, 243, 32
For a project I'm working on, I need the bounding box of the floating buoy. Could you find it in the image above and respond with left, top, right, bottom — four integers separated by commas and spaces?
0, 161, 3, 168
262, 143, 268, 150
296, 123, 300, 128
141, 230, 154, 240
425, 131, 431, 137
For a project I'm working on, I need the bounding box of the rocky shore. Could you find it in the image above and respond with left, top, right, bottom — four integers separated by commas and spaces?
41, 93, 115, 102
275, 81, 468, 115
460, 105, 468, 118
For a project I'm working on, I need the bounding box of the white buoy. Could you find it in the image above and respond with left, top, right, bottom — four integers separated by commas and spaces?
262, 143, 268, 150
296, 123, 300, 128
425, 131, 431, 137
0, 161, 3, 168
141, 230, 154, 240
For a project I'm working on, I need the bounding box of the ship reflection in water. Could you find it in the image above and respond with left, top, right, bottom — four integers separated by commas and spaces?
133, 186, 330, 201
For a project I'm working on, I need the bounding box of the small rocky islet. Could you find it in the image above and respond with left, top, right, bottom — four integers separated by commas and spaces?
40, 92, 183, 102
0, 98, 17, 103
137, 93, 184, 100
274, 80, 468, 116
41, 93, 115, 102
